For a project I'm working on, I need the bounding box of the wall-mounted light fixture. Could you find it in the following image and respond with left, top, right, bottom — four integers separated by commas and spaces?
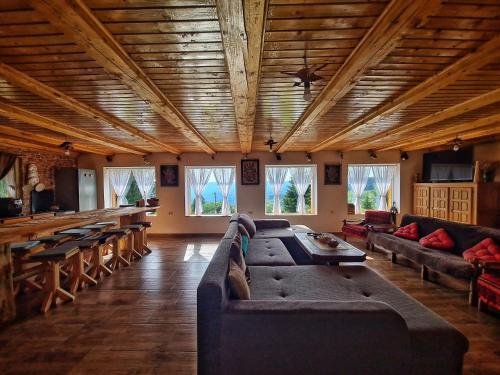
106, 154, 114, 162
305, 152, 312, 162
369, 150, 377, 159
400, 151, 409, 161
275, 153, 282, 161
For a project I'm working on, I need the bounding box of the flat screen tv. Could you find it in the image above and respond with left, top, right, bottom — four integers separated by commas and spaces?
423, 148, 474, 182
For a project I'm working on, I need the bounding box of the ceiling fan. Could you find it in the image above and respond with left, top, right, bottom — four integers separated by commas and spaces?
281, 55, 327, 101
449, 137, 463, 152
59, 141, 74, 156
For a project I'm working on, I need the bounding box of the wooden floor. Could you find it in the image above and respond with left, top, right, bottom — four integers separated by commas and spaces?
0, 236, 498, 375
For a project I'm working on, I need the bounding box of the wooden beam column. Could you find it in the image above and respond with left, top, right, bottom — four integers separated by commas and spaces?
31, 0, 215, 154
217, 0, 267, 153
275, 0, 442, 153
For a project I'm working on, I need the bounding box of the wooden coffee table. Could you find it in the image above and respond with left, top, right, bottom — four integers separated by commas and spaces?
295, 232, 366, 265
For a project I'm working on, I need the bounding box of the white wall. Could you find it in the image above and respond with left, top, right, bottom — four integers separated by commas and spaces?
78, 150, 424, 234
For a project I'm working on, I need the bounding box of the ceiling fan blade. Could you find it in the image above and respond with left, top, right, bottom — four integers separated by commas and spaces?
311, 63, 328, 72
310, 73, 324, 82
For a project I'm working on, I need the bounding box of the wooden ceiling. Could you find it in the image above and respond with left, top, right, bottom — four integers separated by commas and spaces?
0, 0, 498, 156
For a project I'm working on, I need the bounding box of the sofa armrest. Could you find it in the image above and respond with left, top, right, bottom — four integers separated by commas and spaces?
253, 219, 290, 230
220, 300, 411, 375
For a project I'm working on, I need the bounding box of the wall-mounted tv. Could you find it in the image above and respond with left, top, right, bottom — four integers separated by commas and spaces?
422, 148, 474, 182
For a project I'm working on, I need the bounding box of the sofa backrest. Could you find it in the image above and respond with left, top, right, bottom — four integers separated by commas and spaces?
365, 210, 392, 224
400, 214, 500, 254
197, 221, 238, 375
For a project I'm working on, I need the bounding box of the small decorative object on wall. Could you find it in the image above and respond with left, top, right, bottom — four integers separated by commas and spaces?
241, 159, 259, 185
160, 165, 179, 187
324, 164, 341, 185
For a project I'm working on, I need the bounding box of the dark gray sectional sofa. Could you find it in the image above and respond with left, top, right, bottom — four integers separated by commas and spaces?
367, 214, 500, 303
197, 215, 468, 375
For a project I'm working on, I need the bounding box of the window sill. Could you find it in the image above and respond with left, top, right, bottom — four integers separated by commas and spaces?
185, 214, 234, 217
265, 213, 317, 216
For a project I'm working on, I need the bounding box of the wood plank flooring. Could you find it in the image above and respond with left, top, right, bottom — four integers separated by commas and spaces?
0, 236, 498, 375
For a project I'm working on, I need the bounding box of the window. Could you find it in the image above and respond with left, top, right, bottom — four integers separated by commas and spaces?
265, 165, 317, 215
185, 166, 237, 216
0, 166, 16, 198
104, 167, 156, 208
347, 164, 400, 214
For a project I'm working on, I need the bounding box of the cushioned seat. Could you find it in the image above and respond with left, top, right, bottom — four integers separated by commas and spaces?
252, 225, 310, 239
30, 243, 80, 261
245, 238, 296, 266
37, 234, 71, 244
122, 224, 144, 231
11, 241, 43, 253
248, 264, 469, 369
57, 228, 92, 237
418, 249, 474, 279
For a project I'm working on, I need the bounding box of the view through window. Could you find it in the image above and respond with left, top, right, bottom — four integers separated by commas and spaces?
104, 167, 156, 208
185, 166, 237, 216
0, 167, 16, 198
347, 164, 399, 214
265, 165, 317, 215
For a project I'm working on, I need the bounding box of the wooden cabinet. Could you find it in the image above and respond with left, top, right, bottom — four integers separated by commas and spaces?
413, 183, 500, 227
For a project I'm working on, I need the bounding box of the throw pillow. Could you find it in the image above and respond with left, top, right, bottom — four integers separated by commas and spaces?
394, 222, 419, 241
238, 223, 250, 238
238, 214, 257, 238
228, 259, 250, 300
463, 238, 500, 262
419, 228, 455, 250
229, 236, 250, 282
241, 235, 249, 256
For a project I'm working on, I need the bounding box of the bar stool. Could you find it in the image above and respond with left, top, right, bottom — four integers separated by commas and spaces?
57, 228, 93, 238
62, 239, 99, 294
81, 223, 115, 232
96, 221, 118, 227
11, 241, 46, 295
132, 221, 152, 255
121, 224, 144, 260
84, 232, 116, 280
104, 228, 132, 270
29, 243, 80, 313
37, 234, 72, 247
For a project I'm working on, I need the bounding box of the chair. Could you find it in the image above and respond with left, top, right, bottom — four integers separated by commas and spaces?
104, 228, 133, 270
122, 224, 145, 260
133, 221, 152, 255
342, 210, 394, 241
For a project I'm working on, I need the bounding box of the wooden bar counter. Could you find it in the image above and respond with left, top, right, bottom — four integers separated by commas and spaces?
0, 206, 158, 323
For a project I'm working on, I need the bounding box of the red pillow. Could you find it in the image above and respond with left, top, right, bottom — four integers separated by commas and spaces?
463, 238, 500, 262
419, 228, 455, 250
394, 222, 419, 241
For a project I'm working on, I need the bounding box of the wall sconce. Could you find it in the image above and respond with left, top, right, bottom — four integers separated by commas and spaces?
176, 155, 181, 162
369, 151, 377, 159
400, 151, 409, 161
305, 152, 312, 162
106, 155, 114, 162
275, 153, 282, 161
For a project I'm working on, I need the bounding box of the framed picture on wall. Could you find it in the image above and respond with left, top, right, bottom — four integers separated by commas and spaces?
160, 165, 179, 187
241, 159, 259, 185
324, 164, 342, 185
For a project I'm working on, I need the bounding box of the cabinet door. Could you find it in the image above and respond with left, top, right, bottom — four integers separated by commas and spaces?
413, 186, 430, 216
430, 187, 448, 220
449, 187, 473, 224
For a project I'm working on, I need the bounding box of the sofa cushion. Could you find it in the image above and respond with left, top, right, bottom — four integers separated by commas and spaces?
419, 229, 455, 250
248, 265, 468, 358
342, 223, 367, 238
245, 238, 296, 266
253, 225, 311, 239
365, 210, 392, 225
463, 238, 500, 263
394, 222, 419, 241
369, 232, 425, 263
238, 214, 256, 237
419, 249, 474, 279
228, 259, 250, 300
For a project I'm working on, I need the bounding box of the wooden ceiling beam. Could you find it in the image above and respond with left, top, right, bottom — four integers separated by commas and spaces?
0, 134, 79, 156
0, 62, 180, 154
0, 124, 109, 156
310, 34, 500, 152
275, 0, 442, 153
0, 99, 148, 155
31, 0, 215, 154
400, 124, 500, 152
378, 113, 500, 151
349, 87, 500, 150
217, 0, 267, 153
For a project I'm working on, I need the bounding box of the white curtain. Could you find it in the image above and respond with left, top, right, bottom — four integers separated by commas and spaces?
289, 167, 313, 214
189, 168, 212, 216
348, 166, 370, 214
132, 168, 155, 200
372, 165, 396, 211
266, 167, 288, 214
213, 168, 235, 216
109, 168, 132, 206
4, 168, 16, 198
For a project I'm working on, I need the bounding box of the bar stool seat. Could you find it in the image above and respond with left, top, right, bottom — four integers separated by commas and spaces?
37, 234, 72, 246
133, 221, 151, 228
11, 241, 44, 255
30, 243, 80, 313
96, 221, 118, 226
81, 224, 109, 231
104, 228, 132, 270
57, 228, 93, 238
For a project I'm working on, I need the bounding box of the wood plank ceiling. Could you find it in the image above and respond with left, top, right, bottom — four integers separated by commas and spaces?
0, 0, 498, 156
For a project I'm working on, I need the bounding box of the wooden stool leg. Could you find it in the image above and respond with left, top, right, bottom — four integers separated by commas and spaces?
90, 245, 112, 279
143, 230, 152, 255
70, 252, 97, 295
131, 231, 143, 260
41, 261, 75, 313
108, 237, 130, 270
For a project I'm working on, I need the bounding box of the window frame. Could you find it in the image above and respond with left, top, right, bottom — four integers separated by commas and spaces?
346, 163, 400, 215
184, 165, 237, 217
103, 166, 156, 208
264, 164, 318, 216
